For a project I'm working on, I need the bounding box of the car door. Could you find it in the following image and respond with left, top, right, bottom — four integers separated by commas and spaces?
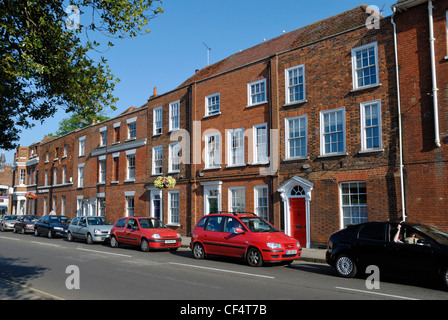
77, 217, 88, 240
221, 217, 247, 257
38, 216, 50, 235
202, 216, 225, 255
352, 223, 390, 271
124, 218, 141, 245
69, 217, 80, 238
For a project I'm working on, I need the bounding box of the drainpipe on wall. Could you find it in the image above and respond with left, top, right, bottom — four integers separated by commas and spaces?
391, 7, 407, 222
428, 1, 442, 148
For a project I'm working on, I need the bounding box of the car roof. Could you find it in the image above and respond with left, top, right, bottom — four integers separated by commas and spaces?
207, 211, 258, 218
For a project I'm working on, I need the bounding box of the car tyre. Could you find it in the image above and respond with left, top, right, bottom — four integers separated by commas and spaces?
441, 266, 448, 290
140, 238, 150, 252
246, 247, 263, 267
335, 254, 358, 278
67, 232, 74, 242
34, 229, 39, 237
110, 236, 119, 248
87, 233, 93, 245
13, 227, 17, 233
47, 230, 53, 238
192, 242, 205, 259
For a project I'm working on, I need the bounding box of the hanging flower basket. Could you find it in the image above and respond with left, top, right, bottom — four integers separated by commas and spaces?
154, 176, 176, 189
25, 192, 38, 200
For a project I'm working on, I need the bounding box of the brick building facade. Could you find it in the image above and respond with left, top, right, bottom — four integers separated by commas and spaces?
9, 2, 447, 247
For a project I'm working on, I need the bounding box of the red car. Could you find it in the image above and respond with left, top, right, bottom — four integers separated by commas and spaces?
110, 217, 182, 252
191, 212, 302, 266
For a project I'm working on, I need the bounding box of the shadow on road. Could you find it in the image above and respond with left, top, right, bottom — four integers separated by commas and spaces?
0, 256, 50, 300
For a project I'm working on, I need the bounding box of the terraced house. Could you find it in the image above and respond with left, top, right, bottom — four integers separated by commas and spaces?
9, 2, 448, 248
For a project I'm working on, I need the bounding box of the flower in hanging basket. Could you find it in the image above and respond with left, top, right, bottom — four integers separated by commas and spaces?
154, 176, 176, 189
25, 192, 38, 200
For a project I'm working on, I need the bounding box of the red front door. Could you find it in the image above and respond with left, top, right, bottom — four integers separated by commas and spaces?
289, 198, 306, 245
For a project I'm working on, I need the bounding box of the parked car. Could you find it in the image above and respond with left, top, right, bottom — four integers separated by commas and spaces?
326, 221, 448, 289
110, 217, 182, 252
13, 215, 39, 234
34, 215, 71, 238
191, 212, 302, 267
0, 215, 18, 232
67, 216, 113, 244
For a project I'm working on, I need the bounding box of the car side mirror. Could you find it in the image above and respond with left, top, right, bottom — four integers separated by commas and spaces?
234, 227, 244, 234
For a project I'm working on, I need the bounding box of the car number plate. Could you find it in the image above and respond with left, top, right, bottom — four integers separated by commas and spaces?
286, 250, 297, 255
165, 240, 176, 244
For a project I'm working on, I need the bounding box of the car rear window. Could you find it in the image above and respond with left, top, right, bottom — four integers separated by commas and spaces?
358, 224, 386, 241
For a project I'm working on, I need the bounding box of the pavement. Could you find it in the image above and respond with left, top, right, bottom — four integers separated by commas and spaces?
180, 236, 327, 264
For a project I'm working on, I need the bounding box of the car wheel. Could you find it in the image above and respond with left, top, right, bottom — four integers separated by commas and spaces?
441, 266, 448, 290
87, 233, 93, 245
246, 248, 263, 267
335, 254, 358, 278
13, 227, 17, 233
192, 242, 205, 259
140, 238, 150, 252
67, 232, 74, 242
47, 230, 53, 238
21, 228, 25, 235
34, 229, 39, 237
110, 236, 119, 248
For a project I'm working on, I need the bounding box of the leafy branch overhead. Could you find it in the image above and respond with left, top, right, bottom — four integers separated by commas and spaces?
0, 0, 163, 150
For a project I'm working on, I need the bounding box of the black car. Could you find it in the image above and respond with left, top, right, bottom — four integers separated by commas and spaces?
13, 215, 39, 234
34, 215, 71, 238
326, 221, 448, 289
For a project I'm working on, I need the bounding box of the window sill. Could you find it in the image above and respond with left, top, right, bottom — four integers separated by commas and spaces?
318, 153, 348, 159
246, 101, 267, 108
358, 148, 384, 154
203, 166, 221, 171
203, 112, 221, 119
350, 83, 382, 93
226, 164, 246, 169
283, 99, 307, 108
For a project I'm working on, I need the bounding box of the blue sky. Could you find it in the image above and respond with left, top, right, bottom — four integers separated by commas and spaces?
2, 0, 398, 164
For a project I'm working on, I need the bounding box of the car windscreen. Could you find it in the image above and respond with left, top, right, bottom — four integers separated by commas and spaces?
4, 216, 17, 220
87, 217, 113, 225
49, 216, 70, 223
414, 225, 448, 245
239, 217, 279, 233
138, 218, 167, 229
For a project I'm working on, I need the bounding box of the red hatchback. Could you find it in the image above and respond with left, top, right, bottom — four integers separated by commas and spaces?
110, 217, 182, 252
191, 212, 302, 266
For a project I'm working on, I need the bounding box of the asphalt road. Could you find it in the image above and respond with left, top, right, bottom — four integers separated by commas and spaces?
1, 231, 448, 304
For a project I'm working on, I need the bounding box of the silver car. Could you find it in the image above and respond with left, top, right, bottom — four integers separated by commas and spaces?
67, 216, 113, 244
0, 215, 18, 232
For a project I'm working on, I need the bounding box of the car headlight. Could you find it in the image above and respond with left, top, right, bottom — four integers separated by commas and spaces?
94, 228, 102, 234
151, 234, 161, 239
54, 227, 63, 231
297, 242, 301, 248
176, 233, 181, 238
267, 243, 282, 249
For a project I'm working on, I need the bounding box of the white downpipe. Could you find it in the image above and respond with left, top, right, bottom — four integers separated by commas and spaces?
391, 8, 407, 222
428, 1, 442, 148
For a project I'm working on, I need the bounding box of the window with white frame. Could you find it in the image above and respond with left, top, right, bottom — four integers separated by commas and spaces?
254, 185, 269, 220
153, 106, 162, 135
61, 196, 66, 216
45, 169, 48, 186
229, 187, 245, 213
78, 164, 84, 188
53, 167, 58, 185
253, 123, 268, 164
152, 146, 163, 175
97, 196, 105, 216
64, 145, 68, 157
206, 93, 220, 116
360, 100, 382, 151
79, 136, 86, 157
126, 195, 135, 217
169, 101, 180, 131
127, 118, 137, 140
285, 65, 305, 104
98, 157, 106, 184
62, 165, 67, 184
127, 153, 135, 181
205, 132, 221, 169
320, 107, 346, 156
248, 79, 267, 106
168, 191, 180, 225
99, 127, 107, 146
341, 182, 367, 228
169, 142, 181, 173
286, 115, 307, 159
227, 128, 245, 166
352, 42, 379, 90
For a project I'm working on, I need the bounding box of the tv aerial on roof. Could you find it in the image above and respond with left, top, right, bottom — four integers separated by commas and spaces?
203, 42, 211, 66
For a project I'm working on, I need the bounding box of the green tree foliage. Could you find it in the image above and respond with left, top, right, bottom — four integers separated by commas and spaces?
0, 0, 163, 150
47, 113, 110, 137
